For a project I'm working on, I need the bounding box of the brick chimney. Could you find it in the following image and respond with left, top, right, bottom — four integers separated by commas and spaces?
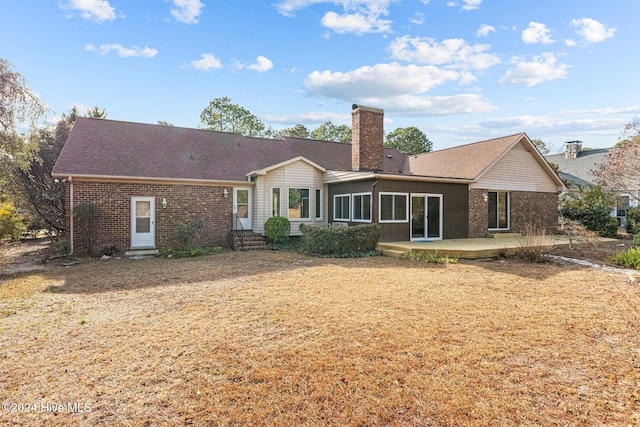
352, 104, 384, 172
564, 141, 583, 159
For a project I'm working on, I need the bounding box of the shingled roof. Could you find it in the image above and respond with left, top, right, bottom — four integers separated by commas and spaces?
52, 118, 408, 182
53, 118, 560, 187
407, 133, 528, 180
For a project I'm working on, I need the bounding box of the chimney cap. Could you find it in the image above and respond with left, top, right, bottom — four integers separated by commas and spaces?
351, 104, 384, 114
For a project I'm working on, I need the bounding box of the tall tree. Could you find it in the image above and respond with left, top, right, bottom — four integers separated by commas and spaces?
199, 97, 267, 137
595, 121, 640, 197
279, 124, 310, 139
531, 138, 550, 155
86, 105, 107, 118
12, 106, 107, 234
384, 126, 432, 154
310, 121, 351, 143
0, 58, 47, 171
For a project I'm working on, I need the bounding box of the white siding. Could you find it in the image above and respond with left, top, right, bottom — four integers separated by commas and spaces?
472, 142, 559, 192
254, 160, 327, 235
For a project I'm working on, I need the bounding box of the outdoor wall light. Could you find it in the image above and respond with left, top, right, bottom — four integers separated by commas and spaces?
223, 188, 229, 198
482, 193, 488, 202
162, 198, 168, 208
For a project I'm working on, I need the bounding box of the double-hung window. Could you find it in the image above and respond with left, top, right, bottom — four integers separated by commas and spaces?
379, 192, 408, 223
352, 193, 372, 222
334, 194, 351, 221
288, 188, 310, 220
488, 191, 509, 229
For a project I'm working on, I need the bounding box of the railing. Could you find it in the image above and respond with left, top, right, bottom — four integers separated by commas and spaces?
233, 213, 245, 250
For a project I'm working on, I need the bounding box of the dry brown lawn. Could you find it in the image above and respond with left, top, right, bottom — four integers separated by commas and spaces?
1, 245, 640, 426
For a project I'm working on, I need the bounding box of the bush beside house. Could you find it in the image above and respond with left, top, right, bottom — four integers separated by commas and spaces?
299, 224, 381, 257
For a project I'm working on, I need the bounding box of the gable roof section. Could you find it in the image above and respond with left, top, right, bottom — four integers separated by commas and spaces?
408, 133, 525, 180
52, 118, 409, 182
408, 133, 565, 190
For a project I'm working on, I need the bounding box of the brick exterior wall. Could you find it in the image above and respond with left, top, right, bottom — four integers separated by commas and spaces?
66, 180, 233, 254
510, 191, 559, 235
468, 188, 559, 238
352, 105, 384, 172
468, 188, 489, 238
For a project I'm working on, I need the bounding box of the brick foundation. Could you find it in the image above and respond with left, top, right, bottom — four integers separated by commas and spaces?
66, 180, 233, 254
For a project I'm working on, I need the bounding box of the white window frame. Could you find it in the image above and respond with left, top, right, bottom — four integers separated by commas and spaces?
271, 187, 281, 217
333, 194, 351, 222
488, 191, 510, 230
315, 188, 322, 220
287, 187, 311, 220
352, 192, 372, 223
379, 192, 409, 223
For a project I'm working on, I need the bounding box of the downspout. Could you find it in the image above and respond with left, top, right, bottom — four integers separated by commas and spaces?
68, 176, 74, 255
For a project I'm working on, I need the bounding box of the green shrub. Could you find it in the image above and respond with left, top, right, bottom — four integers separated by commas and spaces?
627, 207, 640, 234
0, 202, 27, 240
559, 185, 619, 238
611, 247, 640, 269
299, 224, 381, 257
264, 216, 291, 245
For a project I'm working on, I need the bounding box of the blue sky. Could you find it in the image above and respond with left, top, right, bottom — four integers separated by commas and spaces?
1, 0, 637, 152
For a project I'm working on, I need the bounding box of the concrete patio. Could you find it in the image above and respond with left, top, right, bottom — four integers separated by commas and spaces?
378, 235, 619, 259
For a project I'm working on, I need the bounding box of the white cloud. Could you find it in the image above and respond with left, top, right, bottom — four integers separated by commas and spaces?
233, 56, 274, 73
461, 0, 482, 10
410, 12, 424, 25
304, 62, 472, 101
190, 53, 222, 70
366, 94, 496, 116
85, 43, 158, 58
447, 0, 481, 10
571, 18, 616, 43
521, 22, 554, 44
273, 0, 395, 34
171, 0, 204, 24
499, 53, 570, 86
476, 24, 495, 37
389, 36, 501, 70
564, 39, 577, 47
321, 11, 392, 34
59, 0, 116, 22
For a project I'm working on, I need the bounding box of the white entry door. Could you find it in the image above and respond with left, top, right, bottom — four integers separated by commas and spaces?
233, 188, 252, 230
131, 197, 155, 248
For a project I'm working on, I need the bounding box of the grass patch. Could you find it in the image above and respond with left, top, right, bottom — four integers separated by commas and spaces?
0, 251, 639, 425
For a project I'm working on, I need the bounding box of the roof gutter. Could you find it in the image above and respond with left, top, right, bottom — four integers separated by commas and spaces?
50, 173, 252, 187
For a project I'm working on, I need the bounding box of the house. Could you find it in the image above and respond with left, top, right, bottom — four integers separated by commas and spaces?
52, 104, 566, 254
545, 141, 637, 227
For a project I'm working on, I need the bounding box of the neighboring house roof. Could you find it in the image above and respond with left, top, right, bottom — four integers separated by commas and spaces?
52, 117, 564, 191
545, 148, 612, 188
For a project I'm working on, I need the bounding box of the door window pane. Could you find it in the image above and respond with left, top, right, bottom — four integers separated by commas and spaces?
427, 196, 440, 238
236, 189, 249, 219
